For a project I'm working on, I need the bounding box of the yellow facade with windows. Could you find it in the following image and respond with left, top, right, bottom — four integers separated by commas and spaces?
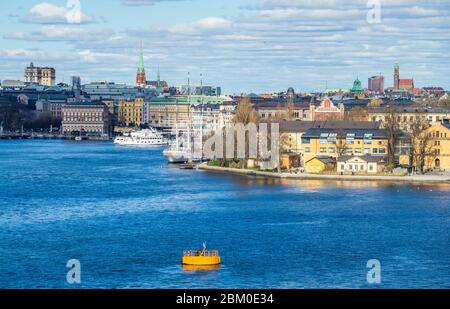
118, 98, 144, 127
301, 130, 388, 163
417, 121, 450, 170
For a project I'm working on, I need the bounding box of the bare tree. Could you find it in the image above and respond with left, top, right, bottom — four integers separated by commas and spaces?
335, 128, 349, 156
383, 106, 401, 172
410, 117, 435, 174
230, 97, 260, 167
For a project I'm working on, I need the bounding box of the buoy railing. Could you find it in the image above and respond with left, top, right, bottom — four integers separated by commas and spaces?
183, 250, 219, 257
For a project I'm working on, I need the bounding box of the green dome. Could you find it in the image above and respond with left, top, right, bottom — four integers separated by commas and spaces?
352, 78, 363, 93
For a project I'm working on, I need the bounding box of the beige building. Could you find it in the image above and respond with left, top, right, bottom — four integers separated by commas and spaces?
24, 63, 55, 86
337, 155, 386, 174
145, 95, 232, 129
62, 102, 111, 136
368, 107, 450, 132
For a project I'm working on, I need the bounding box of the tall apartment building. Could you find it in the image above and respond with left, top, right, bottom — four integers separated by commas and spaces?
24, 62, 56, 86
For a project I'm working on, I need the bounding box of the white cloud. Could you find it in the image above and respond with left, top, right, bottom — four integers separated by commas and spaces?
4, 26, 114, 42
121, 0, 190, 5
22, 2, 94, 24
167, 17, 233, 35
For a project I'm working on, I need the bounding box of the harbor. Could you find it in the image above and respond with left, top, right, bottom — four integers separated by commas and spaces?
1, 139, 450, 288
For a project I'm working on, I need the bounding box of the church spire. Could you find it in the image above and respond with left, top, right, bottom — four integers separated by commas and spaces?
136, 41, 147, 87
138, 41, 145, 73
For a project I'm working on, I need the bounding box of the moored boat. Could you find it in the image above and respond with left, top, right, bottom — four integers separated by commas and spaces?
114, 128, 167, 146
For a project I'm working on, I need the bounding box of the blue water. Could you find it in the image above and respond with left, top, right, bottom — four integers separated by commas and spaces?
0, 140, 449, 288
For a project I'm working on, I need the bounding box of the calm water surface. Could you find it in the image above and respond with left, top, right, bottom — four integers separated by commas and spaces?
0, 140, 449, 288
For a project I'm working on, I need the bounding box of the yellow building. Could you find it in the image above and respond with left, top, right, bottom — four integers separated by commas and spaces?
304, 156, 336, 174
416, 120, 450, 170
280, 153, 300, 170
301, 128, 388, 163
118, 97, 144, 127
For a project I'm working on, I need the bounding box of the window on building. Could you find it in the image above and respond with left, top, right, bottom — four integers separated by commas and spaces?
320, 147, 326, 153
328, 147, 335, 153
320, 133, 329, 144
379, 148, 386, 154
369, 165, 373, 171
327, 133, 337, 143
363, 133, 373, 145
346, 133, 355, 144
341, 164, 345, 170
305, 147, 311, 153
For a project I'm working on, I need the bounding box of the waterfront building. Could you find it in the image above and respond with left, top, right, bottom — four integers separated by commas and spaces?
118, 97, 144, 127
301, 127, 388, 163
280, 120, 382, 165
24, 63, 55, 86
146, 95, 233, 129
414, 119, 450, 170
337, 155, 386, 174
368, 75, 384, 94
304, 156, 336, 174
368, 106, 450, 132
310, 98, 345, 121
61, 101, 111, 136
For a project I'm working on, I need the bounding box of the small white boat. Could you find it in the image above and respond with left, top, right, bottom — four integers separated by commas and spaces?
114, 128, 167, 146
75, 136, 83, 142
163, 147, 193, 163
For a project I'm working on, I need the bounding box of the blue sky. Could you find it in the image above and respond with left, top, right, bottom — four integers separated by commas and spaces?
1, 0, 449, 94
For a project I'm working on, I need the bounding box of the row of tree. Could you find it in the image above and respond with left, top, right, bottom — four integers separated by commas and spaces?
0, 102, 61, 131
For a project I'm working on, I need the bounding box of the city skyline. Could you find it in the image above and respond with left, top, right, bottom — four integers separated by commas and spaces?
1, 0, 450, 93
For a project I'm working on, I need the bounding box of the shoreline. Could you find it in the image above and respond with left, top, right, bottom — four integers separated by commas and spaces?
199, 163, 450, 183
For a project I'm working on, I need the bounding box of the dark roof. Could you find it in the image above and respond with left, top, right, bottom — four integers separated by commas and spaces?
306, 156, 336, 164
65, 101, 105, 107
255, 101, 310, 110
303, 128, 388, 139
279, 120, 381, 133
337, 155, 386, 163
442, 119, 450, 130
368, 106, 450, 113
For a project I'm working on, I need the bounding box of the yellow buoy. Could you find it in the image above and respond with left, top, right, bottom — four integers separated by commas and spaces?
182, 242, 221, 267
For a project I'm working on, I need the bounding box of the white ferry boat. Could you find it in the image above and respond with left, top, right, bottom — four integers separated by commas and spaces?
114, 128, 167, 146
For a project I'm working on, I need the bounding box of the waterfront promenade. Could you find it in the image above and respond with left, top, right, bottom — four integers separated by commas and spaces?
199, 163, 450, 183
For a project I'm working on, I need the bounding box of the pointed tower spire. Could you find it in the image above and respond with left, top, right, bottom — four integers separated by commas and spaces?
157, 66, 161, 89
136, 41, 147, 87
